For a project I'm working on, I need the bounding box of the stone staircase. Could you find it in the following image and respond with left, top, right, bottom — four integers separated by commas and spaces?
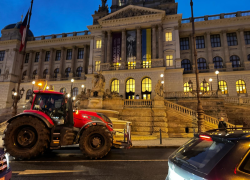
165, 100, 235, 137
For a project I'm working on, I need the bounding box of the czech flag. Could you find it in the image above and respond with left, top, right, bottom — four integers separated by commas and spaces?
19, 10, 29, 52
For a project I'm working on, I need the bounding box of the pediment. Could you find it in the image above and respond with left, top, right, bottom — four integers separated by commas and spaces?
99, 5, 165, 22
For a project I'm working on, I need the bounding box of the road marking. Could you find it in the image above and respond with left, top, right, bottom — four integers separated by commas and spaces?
12, 170, 86, 175
10, 159, 168, 163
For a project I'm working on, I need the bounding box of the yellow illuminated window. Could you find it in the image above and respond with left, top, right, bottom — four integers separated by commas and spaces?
166, 55, 173, 67
143, 60, 151, 69
165, 32, 172, 42
200, 82, 209, 92
128, 62, 136, 69
111, 79, 119, 93
113, 63, 120, 70
96, 40, 102, 49
236, 80, 246, 94
219, 81, 228, 94
126, 79, 135, 93
184, 82, 190, 93
95, 61, 101, 71
142, 78, 152, 100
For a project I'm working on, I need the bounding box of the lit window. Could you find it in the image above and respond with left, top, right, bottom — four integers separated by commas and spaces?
165, 32, 172, 41
126, 78, 135, 99
95, 61, 101, 71
143, 60, 151, 69
236, 80, 246, 94
128, 62, 136, 70
200, 82, 209, 92
96, 40, 102, 49
111, 79, 119, 93
142, 78, 152, 100
166, 55, 173, 67
219, 81, 228, 94
184, 82, 190, 93
113, 63, 120, 70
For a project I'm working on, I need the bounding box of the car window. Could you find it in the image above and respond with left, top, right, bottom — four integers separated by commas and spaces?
239, 151, 250, 174
172, 137, 234, 175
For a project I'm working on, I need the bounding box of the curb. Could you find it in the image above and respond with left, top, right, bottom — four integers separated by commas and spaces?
131, 146, 180, 149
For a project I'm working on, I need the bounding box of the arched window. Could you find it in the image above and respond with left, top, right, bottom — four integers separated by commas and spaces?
197, 58, 207, 70
230, 55, 241, 68
219, 81, 228, 94
126, 78, 135, 99
73, 87, 78, 97
65, 67, 71, 78
248, 54, 250, 61
54, 68, 59, 78
200, 82, 209, 92
213, 56, 223, 69
111, 79, 119, 93
236, 80, 246, 94
26, 89, 32, 100
184, 82, 190, 92
76, 67, 83, 77
22, 70, 27, 80
181, 59, 191, 71
142, 77, 152, 100
60, 88, 66, 93
43, 69, 48, 79
32, 70, 37, 79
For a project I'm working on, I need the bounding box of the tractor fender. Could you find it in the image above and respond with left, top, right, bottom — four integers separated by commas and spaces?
7, 112, 54, 128
75, 121, 107, 143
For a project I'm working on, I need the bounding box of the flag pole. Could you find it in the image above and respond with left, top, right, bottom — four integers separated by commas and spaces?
12, 0, 34, 116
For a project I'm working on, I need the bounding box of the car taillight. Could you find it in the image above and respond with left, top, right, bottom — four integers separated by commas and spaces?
199, 135, 212, 141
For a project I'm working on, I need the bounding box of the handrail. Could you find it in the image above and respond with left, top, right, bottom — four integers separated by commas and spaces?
124, 99, 152, 108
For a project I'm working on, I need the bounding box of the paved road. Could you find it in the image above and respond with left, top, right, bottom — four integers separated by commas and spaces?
9, 147, 177, 180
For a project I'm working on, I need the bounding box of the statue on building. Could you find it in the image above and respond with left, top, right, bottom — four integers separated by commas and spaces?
155, 80, 164, 97
102, 0, 107, 8
105, 89, 120, 99
91, 72, 105, 92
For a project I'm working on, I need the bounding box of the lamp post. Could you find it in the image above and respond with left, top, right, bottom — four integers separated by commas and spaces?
32, 81, 35, 91
81, 84, 85, 93
71, 79, 74, 97
190, 0, 205, 133
209, 78, 213, 91
215, 70, 220, 91
202, 79, 208, 93
12, 87, 25, 116
188, 80, 193, 92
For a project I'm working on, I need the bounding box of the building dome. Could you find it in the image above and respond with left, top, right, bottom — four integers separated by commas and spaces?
3, 21, 34, 37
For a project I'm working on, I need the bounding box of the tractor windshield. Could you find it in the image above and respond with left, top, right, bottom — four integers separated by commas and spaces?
33, 94, 66, 121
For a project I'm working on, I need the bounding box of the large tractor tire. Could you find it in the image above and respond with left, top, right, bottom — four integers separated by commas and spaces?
3, 116, 50, 159
79, 126, 112, 159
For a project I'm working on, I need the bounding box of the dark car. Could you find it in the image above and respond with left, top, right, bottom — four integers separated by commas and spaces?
166, 128, 250, 180
0, 149, 11, 180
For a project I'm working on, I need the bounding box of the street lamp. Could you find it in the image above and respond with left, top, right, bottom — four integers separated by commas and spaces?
188, 80, 193, 92
202, 79, 208, 93
71, 79, 74, 97
32, 81, 35, 91
215, 70, 220, 91
190, 0, 205, 133
12, 87, 25, 116
209, 78, 213, 91
81, 84, 85, 93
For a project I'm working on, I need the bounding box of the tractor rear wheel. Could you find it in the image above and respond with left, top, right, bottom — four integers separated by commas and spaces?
3, 116, 50, 159
79, 126, 112, 159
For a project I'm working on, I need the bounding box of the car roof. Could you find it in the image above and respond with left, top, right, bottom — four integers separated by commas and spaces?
202, 128, 250, 140
33, 90, 64, 95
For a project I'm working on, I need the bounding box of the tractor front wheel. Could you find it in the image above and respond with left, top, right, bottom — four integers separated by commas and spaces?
79, 126, 112, 159
3, 116, 50, 159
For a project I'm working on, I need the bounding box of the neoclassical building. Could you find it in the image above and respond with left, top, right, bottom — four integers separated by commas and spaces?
0, 0, 250, 109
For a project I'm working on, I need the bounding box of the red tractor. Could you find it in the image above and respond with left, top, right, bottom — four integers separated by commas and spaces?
3, 90, 131, 159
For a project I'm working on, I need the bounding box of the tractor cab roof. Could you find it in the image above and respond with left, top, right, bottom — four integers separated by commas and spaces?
33, 90, 64, 95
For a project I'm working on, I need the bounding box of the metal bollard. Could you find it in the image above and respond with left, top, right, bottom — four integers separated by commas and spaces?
124, 128, 126, 142
160, 129, 162, 145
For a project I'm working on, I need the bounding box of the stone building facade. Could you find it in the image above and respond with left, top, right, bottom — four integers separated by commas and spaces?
0, 0, 250, 110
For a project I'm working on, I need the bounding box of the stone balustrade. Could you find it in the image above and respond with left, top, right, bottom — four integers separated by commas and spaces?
165, 90, 219, 99
224, 97, 250, 105
182, 10, 250, 24
124, 99, 152, 108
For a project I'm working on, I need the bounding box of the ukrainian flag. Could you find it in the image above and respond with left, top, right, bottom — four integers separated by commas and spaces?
142, 29, 152, 68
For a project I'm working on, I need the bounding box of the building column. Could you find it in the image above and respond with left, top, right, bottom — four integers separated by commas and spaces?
221, 30, 231, 70
83, 45, 88, 75
238, 29, 247, 63
158, 24, 163, 59
121, 29, 126, 63
49, 48, 55, 78
136, 26, 141, 68
37, 49, 45, 78
27, 50, 34, 79
59, 47, 66, 78
174, 26, 181, 68
152, 25, 157, 59
101, 31, 106, 63
71, 45, 77, 77
107, 30, 112, 64
206, 32, 213, 64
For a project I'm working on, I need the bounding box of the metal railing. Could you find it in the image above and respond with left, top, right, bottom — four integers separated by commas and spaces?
182, 10, 250, 23
124, 99, 152, 108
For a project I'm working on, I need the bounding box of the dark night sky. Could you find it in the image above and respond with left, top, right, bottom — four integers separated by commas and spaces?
0, 0, 249, 37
